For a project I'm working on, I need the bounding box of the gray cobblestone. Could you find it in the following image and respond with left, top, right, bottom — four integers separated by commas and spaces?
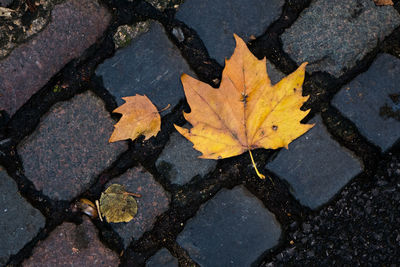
156, 131, 216, 185
96, 22, 194, 112
281, 0, 400, 77
266, 116, 363, 209
176, 0, 284, 64
332, 53, 400, 151
177, 185, 281, 266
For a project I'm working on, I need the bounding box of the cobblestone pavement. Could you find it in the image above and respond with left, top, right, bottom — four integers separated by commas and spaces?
0, 0, 399, 266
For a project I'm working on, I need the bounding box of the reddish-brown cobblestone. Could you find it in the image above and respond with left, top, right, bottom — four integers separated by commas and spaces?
0, 0, 110, 115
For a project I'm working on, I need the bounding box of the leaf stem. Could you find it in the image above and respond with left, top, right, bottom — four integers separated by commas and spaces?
248, 150, 274, 184
123, 191, 142, 198
248, 150, 265, 179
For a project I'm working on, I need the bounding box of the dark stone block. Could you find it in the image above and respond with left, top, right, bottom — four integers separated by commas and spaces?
266, 116, 363, 209
176, 0, 284, 64
177, 185, 281, 266
156, 131, 216, 185
96, 22, 194, 112
332, 54, 400, 151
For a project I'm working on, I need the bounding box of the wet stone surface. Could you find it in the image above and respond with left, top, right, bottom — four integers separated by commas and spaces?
105, 166, 170, 248
266, 116, 363, 209
266, 154, 400, 266
177, 185, 281, 266
156, 131, 216, 185
176, 0, 284, 64
0, 0, 111, 115
22, 217, 120, 267
0, 167, 45, 266
281, 0, 400, 77
18, 91, 127, 201
146, 248, 178, 267
96, 22, 194, 112
332, 53, 400, 151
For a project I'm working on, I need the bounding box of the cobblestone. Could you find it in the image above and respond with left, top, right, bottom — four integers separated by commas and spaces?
18, 91, 127, 201
281, 0, 400, 77
332, 53, 400, 151
105, 166, 170, 248
146, 248, 178, 267
0, 167, 45, 266
176, 0, 284, 64
96, 22, 194, 112
156, 131, 216, 185
22, 217, 119, 267
0, 0, 111, 115
177, 185, 281, 266
266, 116, 363, 209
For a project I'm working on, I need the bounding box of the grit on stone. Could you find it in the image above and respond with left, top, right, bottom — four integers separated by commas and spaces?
265, 154, 400, 266
18, 91, 127, 201
266, 116, 363, 209
146, 248, 178, 267
0, 167, 45, 266
22, 217, 120, 267
332, 54, 400, 151
281, 0, 400, 77
177, 186, 281, 266
176, 0, 284, 64
105, 166, 170, 248
96, 22, 194, 112
156, 131, 216, 185
0, 0, 111, 115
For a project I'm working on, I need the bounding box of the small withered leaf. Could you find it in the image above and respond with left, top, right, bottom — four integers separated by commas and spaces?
99, 184, 138, 223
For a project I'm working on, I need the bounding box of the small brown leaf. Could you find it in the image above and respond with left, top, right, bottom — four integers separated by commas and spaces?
99, 184, 139, 223
373, 0, 394, 6
109, 94, 161, 143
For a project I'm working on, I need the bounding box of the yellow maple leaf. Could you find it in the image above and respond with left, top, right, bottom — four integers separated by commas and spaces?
109, 94, 161, 143
175, 34, 314, 179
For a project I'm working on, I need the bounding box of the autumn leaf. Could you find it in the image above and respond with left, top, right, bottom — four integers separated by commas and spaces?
109, 94, 161, 143
175, 34, 313, 179
99, 184, 141, 223
373, 0, 394, 6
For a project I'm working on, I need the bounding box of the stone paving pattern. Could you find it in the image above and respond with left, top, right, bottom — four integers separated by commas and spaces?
105, 166, 170, 248
266, 116, 363, 209
18, 91, 127, 201
177, 186, 281, 266
0, 0, 111, 115
22, 217, 120, 266
332, 53, 400, 151
1, 0, 400, 265
0, 168, 45, 266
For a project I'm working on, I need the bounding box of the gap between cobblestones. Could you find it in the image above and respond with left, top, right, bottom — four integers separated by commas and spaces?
0, 0, 399, 265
